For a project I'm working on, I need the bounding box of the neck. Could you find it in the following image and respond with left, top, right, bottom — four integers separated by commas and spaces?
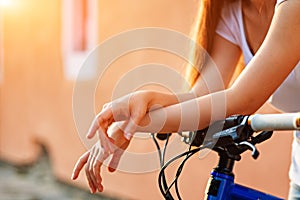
248, 0, 276, 14
251, 0, 264, 12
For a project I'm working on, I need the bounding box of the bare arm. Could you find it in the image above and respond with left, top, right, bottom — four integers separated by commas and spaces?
138, 0, 300, 133
192, 34, 241, 96
87, 33, 242, 137
72, 1, 300, 194
71, 31, 242, 193
145, 33, 241, 108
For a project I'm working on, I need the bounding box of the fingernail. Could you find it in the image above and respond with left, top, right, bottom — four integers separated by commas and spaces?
71, 172, 76, 179
110, 138, 115, 144
124, 132, 132, 140
108, 167, 116, 172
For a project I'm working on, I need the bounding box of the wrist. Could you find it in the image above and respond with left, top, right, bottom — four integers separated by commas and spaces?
147, 91, 177, 108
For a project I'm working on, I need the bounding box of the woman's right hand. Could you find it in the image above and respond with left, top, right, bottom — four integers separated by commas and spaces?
87, 90, 153, 142
87, 90, 178, 141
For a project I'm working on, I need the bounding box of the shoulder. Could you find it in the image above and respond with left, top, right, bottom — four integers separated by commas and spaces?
219, 0, 242, 29
216, 0, 242, 45
273, 0, 300, 30
276, 0, 300, 9
276, 0, 286, 7
221, 0, 241, 19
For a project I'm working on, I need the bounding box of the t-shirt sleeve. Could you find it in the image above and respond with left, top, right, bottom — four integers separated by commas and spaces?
215, 2, 239, 46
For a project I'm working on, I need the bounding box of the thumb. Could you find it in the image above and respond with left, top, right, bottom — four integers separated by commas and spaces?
124, 115, 142, 140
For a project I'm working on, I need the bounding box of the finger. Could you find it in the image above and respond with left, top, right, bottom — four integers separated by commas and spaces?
87, 110, 113, 139
102, 103, 109, 109
124, 116, 142, 140
94, 149, 110, 192
93, 160, 103, 192
98, 128, 116, 154
108, 149, 124, 172
71, 151, 90, 180
91, 147, 103, 192
86, 117, 100, 139
108, 141, 129, 172
88, 149, 99, 193
85, 152, 97, 193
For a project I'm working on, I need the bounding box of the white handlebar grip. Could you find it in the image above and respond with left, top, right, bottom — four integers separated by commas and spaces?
248, 113, 300, 132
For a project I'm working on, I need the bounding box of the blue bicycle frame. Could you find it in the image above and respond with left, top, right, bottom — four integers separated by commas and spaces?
157, 115, 287, 200
204, 132, 283, 200
206, 170, 283, 200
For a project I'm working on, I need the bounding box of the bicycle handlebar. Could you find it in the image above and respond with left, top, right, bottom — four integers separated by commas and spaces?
248, 113, 300, 132
157, 113, 300, 199
186, 113, 300, 148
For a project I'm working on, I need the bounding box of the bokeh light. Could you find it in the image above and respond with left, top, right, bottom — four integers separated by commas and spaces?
0, 0, 12, 7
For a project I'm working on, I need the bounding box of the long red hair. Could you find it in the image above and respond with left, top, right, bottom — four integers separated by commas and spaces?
186, 0, 224, 86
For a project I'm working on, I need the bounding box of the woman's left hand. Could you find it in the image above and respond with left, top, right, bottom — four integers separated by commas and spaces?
71, 124, 130, 193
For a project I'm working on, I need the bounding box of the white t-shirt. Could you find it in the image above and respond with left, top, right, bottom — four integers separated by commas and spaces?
215, 0, 300, 186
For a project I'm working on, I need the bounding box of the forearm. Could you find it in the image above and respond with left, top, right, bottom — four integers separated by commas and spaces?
147, 70, 223, 109
137, 90, 228, 133
147, 90, 198, 108
138, 0, 300, 134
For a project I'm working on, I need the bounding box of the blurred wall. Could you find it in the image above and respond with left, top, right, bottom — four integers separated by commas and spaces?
0, 0, 293, 199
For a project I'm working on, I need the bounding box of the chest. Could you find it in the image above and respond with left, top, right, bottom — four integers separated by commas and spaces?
242, 2, 274, 54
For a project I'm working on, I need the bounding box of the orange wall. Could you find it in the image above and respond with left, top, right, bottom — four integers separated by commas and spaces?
0, 1, 293, 199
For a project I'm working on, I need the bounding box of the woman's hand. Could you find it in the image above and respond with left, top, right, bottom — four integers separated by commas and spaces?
87, 90, 179, 141
71, 90, 178, 193
71, 90, 188, 193
71, 124, 130, 193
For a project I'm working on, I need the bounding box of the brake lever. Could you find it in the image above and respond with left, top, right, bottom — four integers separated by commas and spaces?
237, 141, 260, 159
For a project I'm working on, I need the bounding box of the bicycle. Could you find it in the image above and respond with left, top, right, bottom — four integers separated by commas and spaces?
152, 113, 300, 200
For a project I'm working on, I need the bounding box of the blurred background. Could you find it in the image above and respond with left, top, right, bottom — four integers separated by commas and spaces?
0, 0, 294, 199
